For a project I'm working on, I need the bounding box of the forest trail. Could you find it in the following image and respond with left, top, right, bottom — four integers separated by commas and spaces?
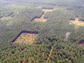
46, 46, 53, 63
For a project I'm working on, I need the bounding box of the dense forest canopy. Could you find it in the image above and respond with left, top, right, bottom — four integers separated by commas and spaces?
0, 0, 84, 63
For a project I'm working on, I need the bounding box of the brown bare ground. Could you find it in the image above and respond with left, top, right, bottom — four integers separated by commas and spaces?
69, 17, 84, 29
14, 33, 37, 44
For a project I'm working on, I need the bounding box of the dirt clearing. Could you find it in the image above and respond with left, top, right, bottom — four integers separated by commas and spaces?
13, 33, 37, 44
69, 16, 84, 29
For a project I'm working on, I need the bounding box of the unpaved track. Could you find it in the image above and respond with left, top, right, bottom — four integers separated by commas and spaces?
46, 46, 53, 63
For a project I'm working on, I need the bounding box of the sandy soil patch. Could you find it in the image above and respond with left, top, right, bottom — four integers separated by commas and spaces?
69, 16, 84, 29
42, 9, 53, 13
14, 33, 37, 44
33, 14, 47, 22
1, 17, 13, 21
32, 9, 53, 22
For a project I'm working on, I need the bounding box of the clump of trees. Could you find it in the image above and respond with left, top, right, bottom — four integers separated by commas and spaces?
0, 1, 84, 63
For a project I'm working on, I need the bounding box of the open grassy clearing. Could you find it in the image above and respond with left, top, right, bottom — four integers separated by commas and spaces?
1, 16, 13, 21
14, 33, 37, 44
42, 9, 53, 13
69, 16, 84, 29
32, 9, 53, 22
33, 14, 47, 22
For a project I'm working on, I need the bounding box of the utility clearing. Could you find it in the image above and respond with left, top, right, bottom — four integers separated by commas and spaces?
69, 16, 84, 29
13, 33, 37, 44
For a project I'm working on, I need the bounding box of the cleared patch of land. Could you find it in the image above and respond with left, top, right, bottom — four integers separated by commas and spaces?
42, 9, 53, 13
14, 33, 37, 44
33, 14, 47, 22
69, 16, 84, 29
1, 17, 13, 21
32, 9, 53, 22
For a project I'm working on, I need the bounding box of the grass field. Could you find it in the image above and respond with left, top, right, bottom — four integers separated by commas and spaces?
14, 33, 37, 44
32, 9, 53, 22
42, 9, 53, 13
33, 14, 47, 22
69, 16, 84, 29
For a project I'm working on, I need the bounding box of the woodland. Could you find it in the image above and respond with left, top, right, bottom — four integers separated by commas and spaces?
0, 0, 84, 63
